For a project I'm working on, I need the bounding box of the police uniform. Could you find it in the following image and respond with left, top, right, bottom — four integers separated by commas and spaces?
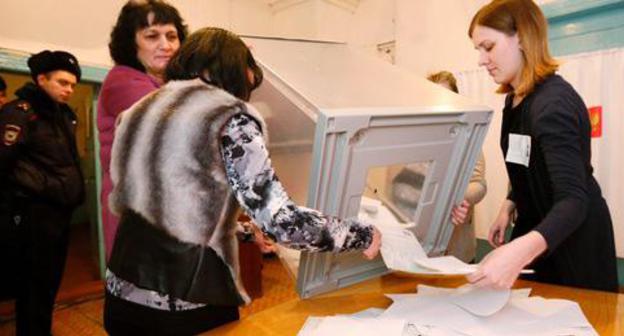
0, 50, 84, 335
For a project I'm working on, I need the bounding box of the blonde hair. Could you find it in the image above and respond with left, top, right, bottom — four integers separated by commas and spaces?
427, 71, 458, 93
468, 0, 558, 97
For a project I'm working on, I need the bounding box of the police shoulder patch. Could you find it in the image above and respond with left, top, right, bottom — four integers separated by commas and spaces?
3, 124, 21, 146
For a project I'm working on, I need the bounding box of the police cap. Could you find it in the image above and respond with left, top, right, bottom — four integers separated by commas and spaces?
27, 50, 81, 82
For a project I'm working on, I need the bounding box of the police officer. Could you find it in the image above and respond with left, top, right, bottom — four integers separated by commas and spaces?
0, 50, 84, 336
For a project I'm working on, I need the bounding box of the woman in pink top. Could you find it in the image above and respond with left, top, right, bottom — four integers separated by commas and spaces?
98, 0, 187, 260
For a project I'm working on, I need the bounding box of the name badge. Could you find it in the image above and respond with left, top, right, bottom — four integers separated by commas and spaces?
506, 133, 531, 167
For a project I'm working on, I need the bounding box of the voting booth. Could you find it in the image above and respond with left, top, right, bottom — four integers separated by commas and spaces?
245, 36, 492, 299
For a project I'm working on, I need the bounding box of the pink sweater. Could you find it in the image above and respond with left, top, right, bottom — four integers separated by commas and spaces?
97, 65, 160, 261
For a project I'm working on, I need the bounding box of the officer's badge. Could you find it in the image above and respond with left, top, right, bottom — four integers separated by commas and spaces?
3, 124, 21, 146
16, 102, 31, 111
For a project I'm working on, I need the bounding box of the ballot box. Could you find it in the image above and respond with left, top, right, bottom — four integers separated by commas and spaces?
245, 36, 492, 299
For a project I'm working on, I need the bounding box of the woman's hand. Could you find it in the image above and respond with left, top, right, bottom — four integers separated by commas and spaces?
363, 227, 382, 260
467, 231, 547, 289
451, 200, 471, 226
252, 225, 277, 254
488, 200, 515, 248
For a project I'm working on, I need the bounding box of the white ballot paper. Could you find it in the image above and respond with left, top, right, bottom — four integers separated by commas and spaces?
358, 196, 481, 275
298, 285, 596, 336
345, 307, 385, 319
386, 284, 512, 320
298, 316, 406, 336
375, 224, 477, 275
379, 285, 597, 336
449, 285, 511, 317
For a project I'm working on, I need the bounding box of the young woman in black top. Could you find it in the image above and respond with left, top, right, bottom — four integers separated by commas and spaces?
467, 0, 618, 292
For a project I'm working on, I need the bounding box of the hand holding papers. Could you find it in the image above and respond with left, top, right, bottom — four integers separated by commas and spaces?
359, 195, 484, 276
361, 198, 533, 277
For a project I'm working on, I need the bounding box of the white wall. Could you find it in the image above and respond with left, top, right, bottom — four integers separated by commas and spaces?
228, 0, 273, 36
0, 0, 126, 66
346, 0, 395, 53
0, 0, 391, 66
394, 0, 488, 76
0, 0, 273, 66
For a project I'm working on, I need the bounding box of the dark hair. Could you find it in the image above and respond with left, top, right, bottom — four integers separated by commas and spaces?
0, 75, 6, 91
427, 71, 458, 93
109, 0, 188, 71
166, 27, 263, 101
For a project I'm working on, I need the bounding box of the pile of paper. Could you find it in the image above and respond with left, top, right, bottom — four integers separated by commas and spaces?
298, 285, 597, 336
381, 284, 597, 336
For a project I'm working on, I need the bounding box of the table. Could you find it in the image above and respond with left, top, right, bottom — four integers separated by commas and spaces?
207, 274, 624, 335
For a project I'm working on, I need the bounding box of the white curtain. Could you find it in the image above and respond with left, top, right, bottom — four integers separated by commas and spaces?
457, 48, 624, 257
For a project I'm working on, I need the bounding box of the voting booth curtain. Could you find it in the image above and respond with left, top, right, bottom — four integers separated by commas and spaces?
457, 47, 624, 258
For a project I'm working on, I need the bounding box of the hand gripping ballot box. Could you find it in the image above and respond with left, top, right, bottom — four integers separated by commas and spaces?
245, 36, 492, 299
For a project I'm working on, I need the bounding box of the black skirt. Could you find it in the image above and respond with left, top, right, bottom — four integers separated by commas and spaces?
104, 291, 239, 335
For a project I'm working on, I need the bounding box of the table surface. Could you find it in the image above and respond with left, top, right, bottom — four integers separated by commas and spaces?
207, 273, 624, 335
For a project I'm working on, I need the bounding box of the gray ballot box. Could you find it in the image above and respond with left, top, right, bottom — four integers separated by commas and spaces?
245, 36, 492, 299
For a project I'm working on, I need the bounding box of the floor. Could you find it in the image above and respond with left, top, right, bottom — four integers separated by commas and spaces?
0, 250, 296, 335
58, 223, 101, 293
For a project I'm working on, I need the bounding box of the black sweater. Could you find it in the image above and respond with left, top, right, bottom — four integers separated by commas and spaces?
501, 74, 617, 291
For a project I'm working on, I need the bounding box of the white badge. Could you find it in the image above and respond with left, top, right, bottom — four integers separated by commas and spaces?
506, 133, 531, 167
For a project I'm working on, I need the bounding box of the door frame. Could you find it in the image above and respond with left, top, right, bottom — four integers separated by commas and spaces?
0, 48, 109, 277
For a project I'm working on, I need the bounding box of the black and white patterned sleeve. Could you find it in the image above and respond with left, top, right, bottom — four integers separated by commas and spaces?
221, 114, 373, 253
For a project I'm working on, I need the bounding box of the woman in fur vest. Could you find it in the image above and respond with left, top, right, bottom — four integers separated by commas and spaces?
103, 27, 382, 335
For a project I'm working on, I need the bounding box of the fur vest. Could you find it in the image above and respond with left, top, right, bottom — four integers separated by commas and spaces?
108, 78, 267, 305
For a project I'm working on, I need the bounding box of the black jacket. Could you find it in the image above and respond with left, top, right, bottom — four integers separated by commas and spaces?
501, 74, 618, 292
0, 83, 84, 209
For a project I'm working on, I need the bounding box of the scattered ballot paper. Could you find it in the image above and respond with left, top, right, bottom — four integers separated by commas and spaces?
358, 196, 478, 275
379, 285, 597, 336
449, 285, 511, 317
298, 316, 406, 336
298, 286, 597, 336
376, 224, 477, 275
358, 197, 531, 277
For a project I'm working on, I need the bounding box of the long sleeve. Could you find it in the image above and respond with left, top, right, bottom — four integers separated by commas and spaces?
502, 97, 517, 205
221, 114, 373, 253
0, 103, 29, 184
532, 100, 589, 252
